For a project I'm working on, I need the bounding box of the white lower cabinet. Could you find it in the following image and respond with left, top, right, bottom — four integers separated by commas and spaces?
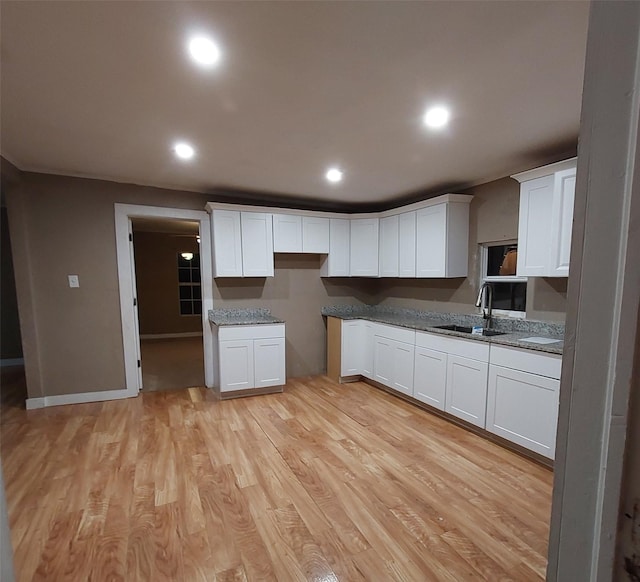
362, 321, 375, 379
486, 345, 561, 459
445, 355, 489, 428
372, 324, 416, 395
219, 340, 254, 391
413, 346, 447, 410
341, 320, 364, 376
215, 324, 285, 394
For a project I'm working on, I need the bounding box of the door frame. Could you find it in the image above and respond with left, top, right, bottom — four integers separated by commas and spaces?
114, 203, 214, 393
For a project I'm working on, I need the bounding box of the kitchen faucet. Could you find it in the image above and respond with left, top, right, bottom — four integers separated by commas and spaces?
476, 282, 493, 329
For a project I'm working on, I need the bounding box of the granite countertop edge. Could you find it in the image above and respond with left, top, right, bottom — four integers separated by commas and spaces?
208, 308, 285, 326
321, 307, 564, 355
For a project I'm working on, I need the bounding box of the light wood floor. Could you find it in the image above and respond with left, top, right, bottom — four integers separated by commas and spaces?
140, 336, 205, 392
1, 374, 553, 581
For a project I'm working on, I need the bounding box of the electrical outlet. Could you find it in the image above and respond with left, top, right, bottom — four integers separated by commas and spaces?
68, 275, 80, 288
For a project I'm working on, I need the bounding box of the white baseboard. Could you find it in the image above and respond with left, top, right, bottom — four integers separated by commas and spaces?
26, 387, 137, 410
0, 358, 24, 367
140, 332, 203, 340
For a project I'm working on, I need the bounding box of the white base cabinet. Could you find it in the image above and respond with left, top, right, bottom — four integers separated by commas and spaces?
214, 324, 286, 394
445, 355, 489, 428
337, 319, 562, 457
486, 344, 561, 459
413, 346, 447, 410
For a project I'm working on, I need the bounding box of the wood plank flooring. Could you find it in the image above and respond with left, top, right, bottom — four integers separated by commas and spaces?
1, 374, 553, 581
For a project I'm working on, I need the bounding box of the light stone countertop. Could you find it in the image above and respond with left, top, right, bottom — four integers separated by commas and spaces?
321, 305, 564, 355
208, 308, 285, 326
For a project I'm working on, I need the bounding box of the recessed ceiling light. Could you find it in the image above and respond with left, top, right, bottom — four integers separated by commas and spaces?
173, 142, 195, 160
325, 167, 343, 183
423, 106, 450, 129
188, 36, 221, 67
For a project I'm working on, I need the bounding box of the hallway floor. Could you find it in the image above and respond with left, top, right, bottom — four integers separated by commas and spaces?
140, 336, 205, 392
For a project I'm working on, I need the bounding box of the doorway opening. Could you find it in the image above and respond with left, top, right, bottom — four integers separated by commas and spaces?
131, 217, 205, 392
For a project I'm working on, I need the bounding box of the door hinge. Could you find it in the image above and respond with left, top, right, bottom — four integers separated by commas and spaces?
137, 359, 141, 368
129, 233, 133, 242
133, 297, 137, 307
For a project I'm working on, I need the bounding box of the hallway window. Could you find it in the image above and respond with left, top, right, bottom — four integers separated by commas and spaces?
177, 253, 202, 315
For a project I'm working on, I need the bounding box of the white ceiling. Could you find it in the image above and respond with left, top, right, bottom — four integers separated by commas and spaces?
0, 1, 590, 208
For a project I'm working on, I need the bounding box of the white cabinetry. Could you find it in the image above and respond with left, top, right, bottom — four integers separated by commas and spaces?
241, 212, 274, 277
486, 345, 561, 458
273, 214, 303, 252
512, 158, 577, 277
372, 324, 416, 395
416, 201, 469, 278
398, 211, 417, 277
211, 210, 274, 277
379, 215, 399, 277
211, 210, 243, 277
320, 219, 350, 277
446, 355, 489, 428
214, 324, 286, 394
413, 346, 447, 410
273, 214, 330, 254
350, 218, 379, 277
302, 217, 330, 253
341, 320, 364, 376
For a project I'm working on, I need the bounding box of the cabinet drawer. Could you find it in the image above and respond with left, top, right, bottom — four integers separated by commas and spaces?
219, 324, 285, 342
373, 322, 415, 344
415, 331, 489, 362
489, 345, 562, 379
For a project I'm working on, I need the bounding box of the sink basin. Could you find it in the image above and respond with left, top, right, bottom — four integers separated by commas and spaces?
433, 324, 506, 337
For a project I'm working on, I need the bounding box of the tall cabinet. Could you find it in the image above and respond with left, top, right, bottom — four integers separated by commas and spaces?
512, 158, 577, 277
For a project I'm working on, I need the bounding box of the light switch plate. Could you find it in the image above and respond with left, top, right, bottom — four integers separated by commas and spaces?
68, 275, 80, 288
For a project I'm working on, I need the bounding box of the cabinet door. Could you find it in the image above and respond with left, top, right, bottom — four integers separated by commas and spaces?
392, 341, 415, 395
320, 219, 350, 277
341, 320, 364, 376
549, 168, 576, 277
212, 210, 243, 277
398, 211, 417, 278
219, 340, 254, 391
362, 321, 375, 379
445, 355, 489, 428
302, 217, 330, 253
416, 205, 447, 277
516, 175, 554, 276
413, 347, 447, 410
241, 212, 274, 277
273, 214, 302, 253
373, 336, 394, 387
254, 337, 286, 388
379, 215, 399, 277
487, 365, 559, 458
350, 218, 379, 277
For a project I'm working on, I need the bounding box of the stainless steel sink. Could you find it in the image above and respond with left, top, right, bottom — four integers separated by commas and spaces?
433, 324, 506, 337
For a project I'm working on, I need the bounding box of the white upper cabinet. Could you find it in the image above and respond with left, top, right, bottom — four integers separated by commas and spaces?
398, 211, 417, 278
273, 214, 303, 252
350, 218, 379, 277
379, 215, 399, 277
512, 158, 577, 277
320, 218, 350, 277
302, 216, 330, 253
273, 214, 330, 254
211, 210, 243, 277
416, 200, 469, 278
241, 212, 274, 277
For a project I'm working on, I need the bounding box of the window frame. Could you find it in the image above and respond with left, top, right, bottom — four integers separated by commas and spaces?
479, 240, 527, 319
177, 252, 202, 317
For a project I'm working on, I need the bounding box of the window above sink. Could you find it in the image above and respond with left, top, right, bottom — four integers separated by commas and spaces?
480, 241, 527, 318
